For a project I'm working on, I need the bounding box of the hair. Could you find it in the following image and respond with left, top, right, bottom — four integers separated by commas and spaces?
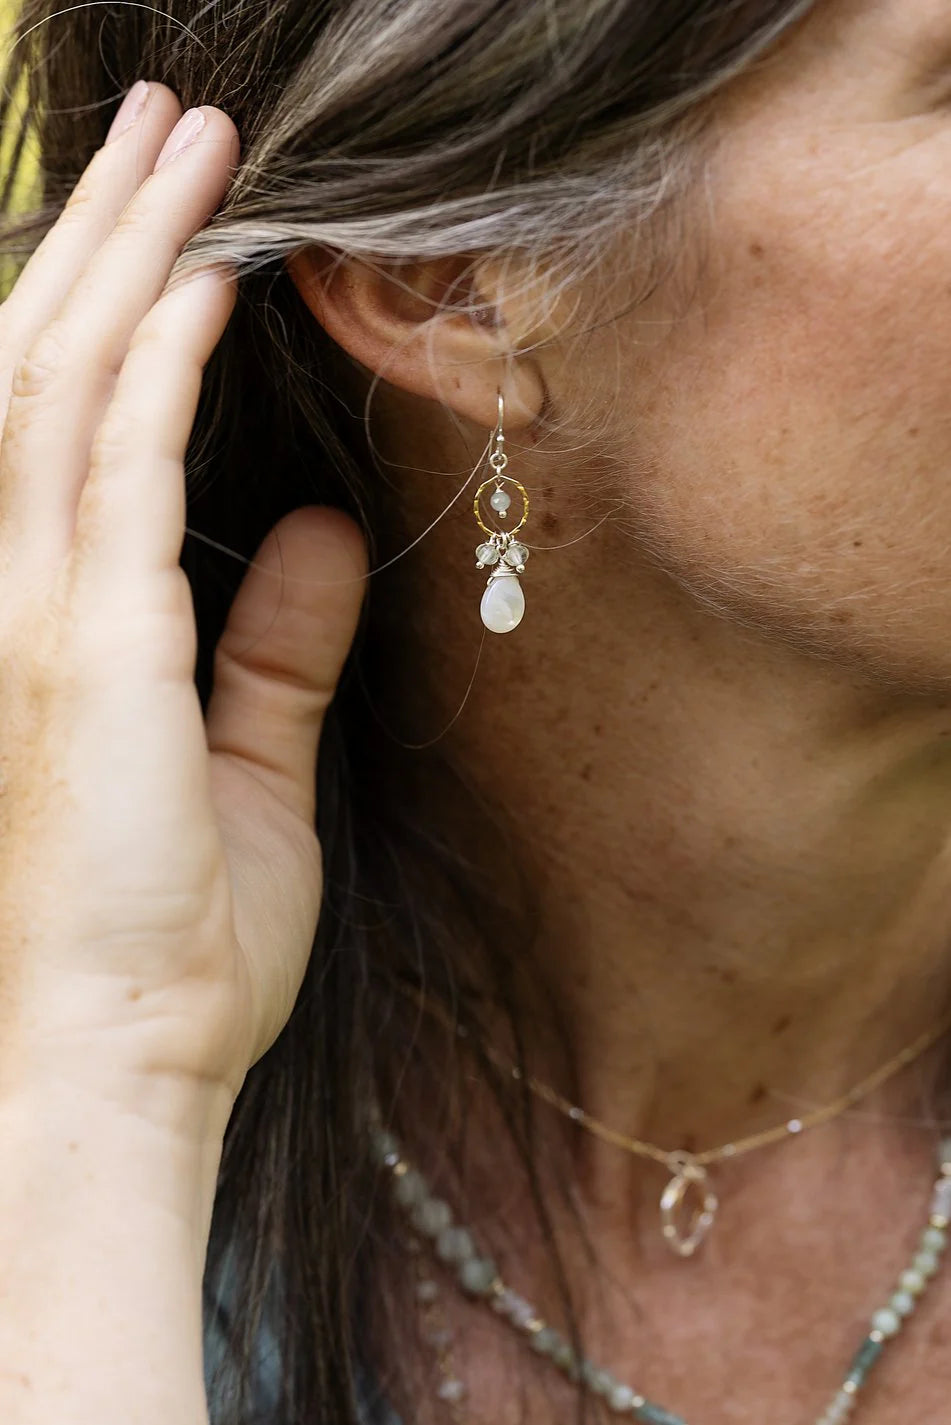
0, 2, 821, 1421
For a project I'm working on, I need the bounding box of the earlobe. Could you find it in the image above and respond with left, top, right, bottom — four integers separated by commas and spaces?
282, 245, 546, 430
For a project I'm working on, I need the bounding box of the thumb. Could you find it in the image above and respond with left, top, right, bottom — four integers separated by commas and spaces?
204, 505, 368, 825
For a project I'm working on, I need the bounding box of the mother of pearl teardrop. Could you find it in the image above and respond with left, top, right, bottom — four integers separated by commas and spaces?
480, 575, 525, 633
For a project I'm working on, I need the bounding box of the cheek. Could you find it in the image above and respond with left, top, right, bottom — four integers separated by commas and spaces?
610, 123, 951, 688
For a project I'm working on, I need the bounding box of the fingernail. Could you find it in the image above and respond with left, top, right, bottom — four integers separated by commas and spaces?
153, 108, 207, 171
104, 79, 150, 145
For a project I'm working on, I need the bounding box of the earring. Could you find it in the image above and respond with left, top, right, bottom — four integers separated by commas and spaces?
474, 390, 530, 634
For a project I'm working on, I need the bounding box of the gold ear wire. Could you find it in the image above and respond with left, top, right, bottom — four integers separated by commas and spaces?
473, 388, 531, 634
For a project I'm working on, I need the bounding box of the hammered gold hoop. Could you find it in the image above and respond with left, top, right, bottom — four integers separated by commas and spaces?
659, 1153, 719, 1258
472, 475, 530, 538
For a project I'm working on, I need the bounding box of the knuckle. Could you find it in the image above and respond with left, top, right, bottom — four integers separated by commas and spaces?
88, 406, 137, 472
57, 168, 99, 227
9, 319, 71, 401
109, 198, 154, 244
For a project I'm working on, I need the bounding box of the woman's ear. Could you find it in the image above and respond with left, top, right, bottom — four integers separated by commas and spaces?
283, 247, 547, 430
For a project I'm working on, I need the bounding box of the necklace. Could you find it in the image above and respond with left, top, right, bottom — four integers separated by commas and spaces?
372, 1121, 951, 1425
402, 985, 951, 1257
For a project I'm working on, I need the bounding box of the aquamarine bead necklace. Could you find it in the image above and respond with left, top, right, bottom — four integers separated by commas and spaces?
371, 1124, 951, 1425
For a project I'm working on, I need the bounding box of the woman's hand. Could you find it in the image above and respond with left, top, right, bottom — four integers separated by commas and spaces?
0, 82, 367, 1112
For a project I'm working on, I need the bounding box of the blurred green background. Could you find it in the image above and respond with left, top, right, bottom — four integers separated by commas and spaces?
1, 4, 42, 215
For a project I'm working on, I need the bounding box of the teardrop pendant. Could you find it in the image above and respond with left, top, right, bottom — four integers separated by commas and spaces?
480, 570, 525, 634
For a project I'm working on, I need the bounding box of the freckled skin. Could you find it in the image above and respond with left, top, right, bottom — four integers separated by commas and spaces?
591, 2, 951, 690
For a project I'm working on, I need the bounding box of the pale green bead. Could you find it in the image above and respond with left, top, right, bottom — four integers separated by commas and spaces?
913, 1248, 940, 1278
609, 1384, 636, 1412
826, 1390, 856, 1423
551, 1339, 576, 1372
393, 1168, 427, 1207
372, 1129, 400, 1162
411, 1196, 452, 1237
899, 1268, 926, 1296
435, 1225, 475, 1264
870, 1307, 901, 1338
580, 1363, 614, 1395
921, 1225, 947, 1253
890, 1289, 916, 1317
816, 1391, 855, 1425
457, 1256, 497, 1296
529, 1326, 559, 1356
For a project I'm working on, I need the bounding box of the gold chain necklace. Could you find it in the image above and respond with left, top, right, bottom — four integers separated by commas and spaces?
399, 983, 951, 1256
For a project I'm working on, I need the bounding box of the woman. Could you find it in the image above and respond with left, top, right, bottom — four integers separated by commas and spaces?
0, 0, 947, 1420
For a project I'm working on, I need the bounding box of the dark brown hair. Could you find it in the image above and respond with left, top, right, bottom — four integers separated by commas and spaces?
0, 2, 819, 1421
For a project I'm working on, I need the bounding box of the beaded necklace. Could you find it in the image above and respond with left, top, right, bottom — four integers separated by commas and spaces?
371, 1124, 951, 1425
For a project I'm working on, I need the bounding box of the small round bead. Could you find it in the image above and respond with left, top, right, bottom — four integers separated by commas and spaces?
890, 1289, 916, 1317
393, 1168, 427, 1207
436, 1378, 466, 1403
608, 1383, 636, 1412
529, 1326, 560, 1356
372, 1129, 400, 1162
870, 1307, 901, 1338
490, 487, 512, 512
491, 1288, 535, 1328
818, 1394, 855, 1425
411, 1196, 453, 1237
511, 1306, 543, 1332
580, 1362, 614, 1395
503, 543, 529, 568
551, 1339, 576, 1372
436, 1226, 475, 1264
457, 1256, 498, 1296
912, 1248, 941, 1278
921, 1225, 947, 1253
899, 1268, 926, 1296
931, 1178, 951, 1219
